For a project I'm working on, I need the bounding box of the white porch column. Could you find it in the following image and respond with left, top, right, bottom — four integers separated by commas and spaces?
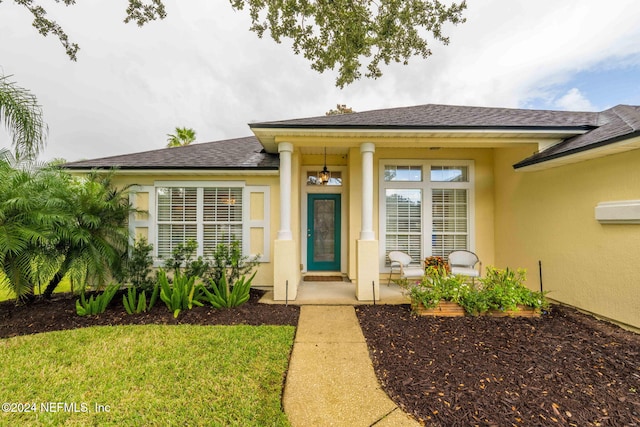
277, 142, 293, 240
356, 142, 379, 300
274, 141, 298, 300
360, 142, 375, 240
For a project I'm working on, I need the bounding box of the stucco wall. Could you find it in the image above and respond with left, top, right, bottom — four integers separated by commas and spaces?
494, 147, 640, 329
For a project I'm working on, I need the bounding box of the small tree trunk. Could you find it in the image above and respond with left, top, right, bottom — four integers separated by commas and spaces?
42, 272, 64, 299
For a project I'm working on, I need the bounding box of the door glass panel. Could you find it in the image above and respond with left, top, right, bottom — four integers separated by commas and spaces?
313, 199, 335, 262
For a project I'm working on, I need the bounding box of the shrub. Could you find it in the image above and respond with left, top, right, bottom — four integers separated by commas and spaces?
158, 269, 203, 318
123, 237, 155, 292
409, 266, 549, 315
480, 267, 549, 312
76, 283, 120, 316
162, 238, 260, 288
205, 240, 260, 286
410, 272, 470, 309
163, 240, 209, 279
201, 271, 256, 308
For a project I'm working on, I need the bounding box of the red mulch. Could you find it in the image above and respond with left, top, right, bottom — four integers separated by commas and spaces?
356, 304, 640, 427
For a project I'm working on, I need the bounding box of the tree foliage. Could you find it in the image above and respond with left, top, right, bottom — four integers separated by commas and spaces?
0, 74, 47, 160
0, 162, 132, 302
166, 126, 196, 148
326, 104, 355, 115
8, 0, 466, 87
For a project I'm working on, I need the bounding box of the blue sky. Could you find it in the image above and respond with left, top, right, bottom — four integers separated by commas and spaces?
1, 0, 640, 161
524, 58, 640, 111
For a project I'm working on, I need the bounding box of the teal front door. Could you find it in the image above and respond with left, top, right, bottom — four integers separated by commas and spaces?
307, 194, 341, 271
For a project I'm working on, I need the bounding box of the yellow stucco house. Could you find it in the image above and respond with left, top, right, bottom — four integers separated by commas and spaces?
64, 104, 640, 329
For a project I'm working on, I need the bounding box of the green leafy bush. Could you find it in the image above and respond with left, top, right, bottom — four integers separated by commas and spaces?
123, 237, 155, 292
201, 271, 256, 308
162, 239, 260, 286
480, 267, 549, 312
158, 269, 203, 318
205, 240, 260, 286
76, 284, 120, 316
122, 285, 159, 314
409, 266, 549, 316
410, 273, 470, 309
163, 240, 209, 279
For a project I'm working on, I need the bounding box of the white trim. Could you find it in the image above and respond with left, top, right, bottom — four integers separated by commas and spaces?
245, 186, 272, 261
278, 142, 294, 240
516, 134, 640, 172
129, 185, 155, 247
300, 165, 347, 273
378, 159, 475, 271
68, 169, 278, 176
360, 142, 376, 240
252, 127, 587, 153
148, 181, 270, 266
154, 180, 246, 187
595, 200, 640, 224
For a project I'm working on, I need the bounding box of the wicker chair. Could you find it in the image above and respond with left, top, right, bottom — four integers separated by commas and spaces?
447, 250, 482, 280
387, 251, 425, 285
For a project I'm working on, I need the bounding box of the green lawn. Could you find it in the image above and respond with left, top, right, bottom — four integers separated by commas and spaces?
0, 276, 72, 302
0, 325, 294, 426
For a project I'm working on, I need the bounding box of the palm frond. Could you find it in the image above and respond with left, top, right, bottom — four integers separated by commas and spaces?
0, 74, 47, 160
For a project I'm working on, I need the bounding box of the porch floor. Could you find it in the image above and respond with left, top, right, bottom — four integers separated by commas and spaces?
258, 281, 411, 305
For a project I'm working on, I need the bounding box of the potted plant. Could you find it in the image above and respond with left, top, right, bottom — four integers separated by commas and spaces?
410, 271, 469, 317
410, 265, 549, 317
424, 256, 450, 277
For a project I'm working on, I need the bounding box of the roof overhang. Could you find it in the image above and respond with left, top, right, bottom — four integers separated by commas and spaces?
64, 168, 279, 176
250, 127, 589, 153
514, 132, 640, 171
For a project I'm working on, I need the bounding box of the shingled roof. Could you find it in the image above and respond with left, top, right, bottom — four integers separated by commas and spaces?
514, 105, 640, 169
250, 104, 600, 131
63, 136, 278, 170
63, 104, 640, 171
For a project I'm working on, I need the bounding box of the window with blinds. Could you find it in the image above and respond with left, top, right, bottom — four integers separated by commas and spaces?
431, 188, 468, 257
203, 187, 243, 257
385, 189, 422, 265
156, 186, 243, 259
380, 162, 473, 268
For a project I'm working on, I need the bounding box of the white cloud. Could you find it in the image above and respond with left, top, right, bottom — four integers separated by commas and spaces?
553, 88, 596, 111
1, 0, 640, 161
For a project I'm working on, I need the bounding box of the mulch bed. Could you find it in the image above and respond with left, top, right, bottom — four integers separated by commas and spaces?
0, 289, 300, 339
356, 304, 640, 427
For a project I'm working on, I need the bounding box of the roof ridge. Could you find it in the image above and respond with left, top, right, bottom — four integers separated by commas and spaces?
610, 105, 640, 131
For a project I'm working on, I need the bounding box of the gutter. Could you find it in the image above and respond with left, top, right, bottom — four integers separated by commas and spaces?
514, 130, 640, 171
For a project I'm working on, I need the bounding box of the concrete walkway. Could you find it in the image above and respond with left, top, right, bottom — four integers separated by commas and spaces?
283, 305, 419, 426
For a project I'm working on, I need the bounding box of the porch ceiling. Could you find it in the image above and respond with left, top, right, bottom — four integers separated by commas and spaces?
251, 127, 585, 154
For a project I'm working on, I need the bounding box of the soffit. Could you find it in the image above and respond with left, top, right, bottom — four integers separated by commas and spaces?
252, 128, 585, 153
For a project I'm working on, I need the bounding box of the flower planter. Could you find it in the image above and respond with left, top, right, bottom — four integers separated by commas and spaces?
413, 301, 466, 317
485, 305, 541, 318
413, 301, 541, 317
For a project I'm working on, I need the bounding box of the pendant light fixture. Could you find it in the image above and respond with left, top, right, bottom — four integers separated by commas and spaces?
319, 147, 330, 185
